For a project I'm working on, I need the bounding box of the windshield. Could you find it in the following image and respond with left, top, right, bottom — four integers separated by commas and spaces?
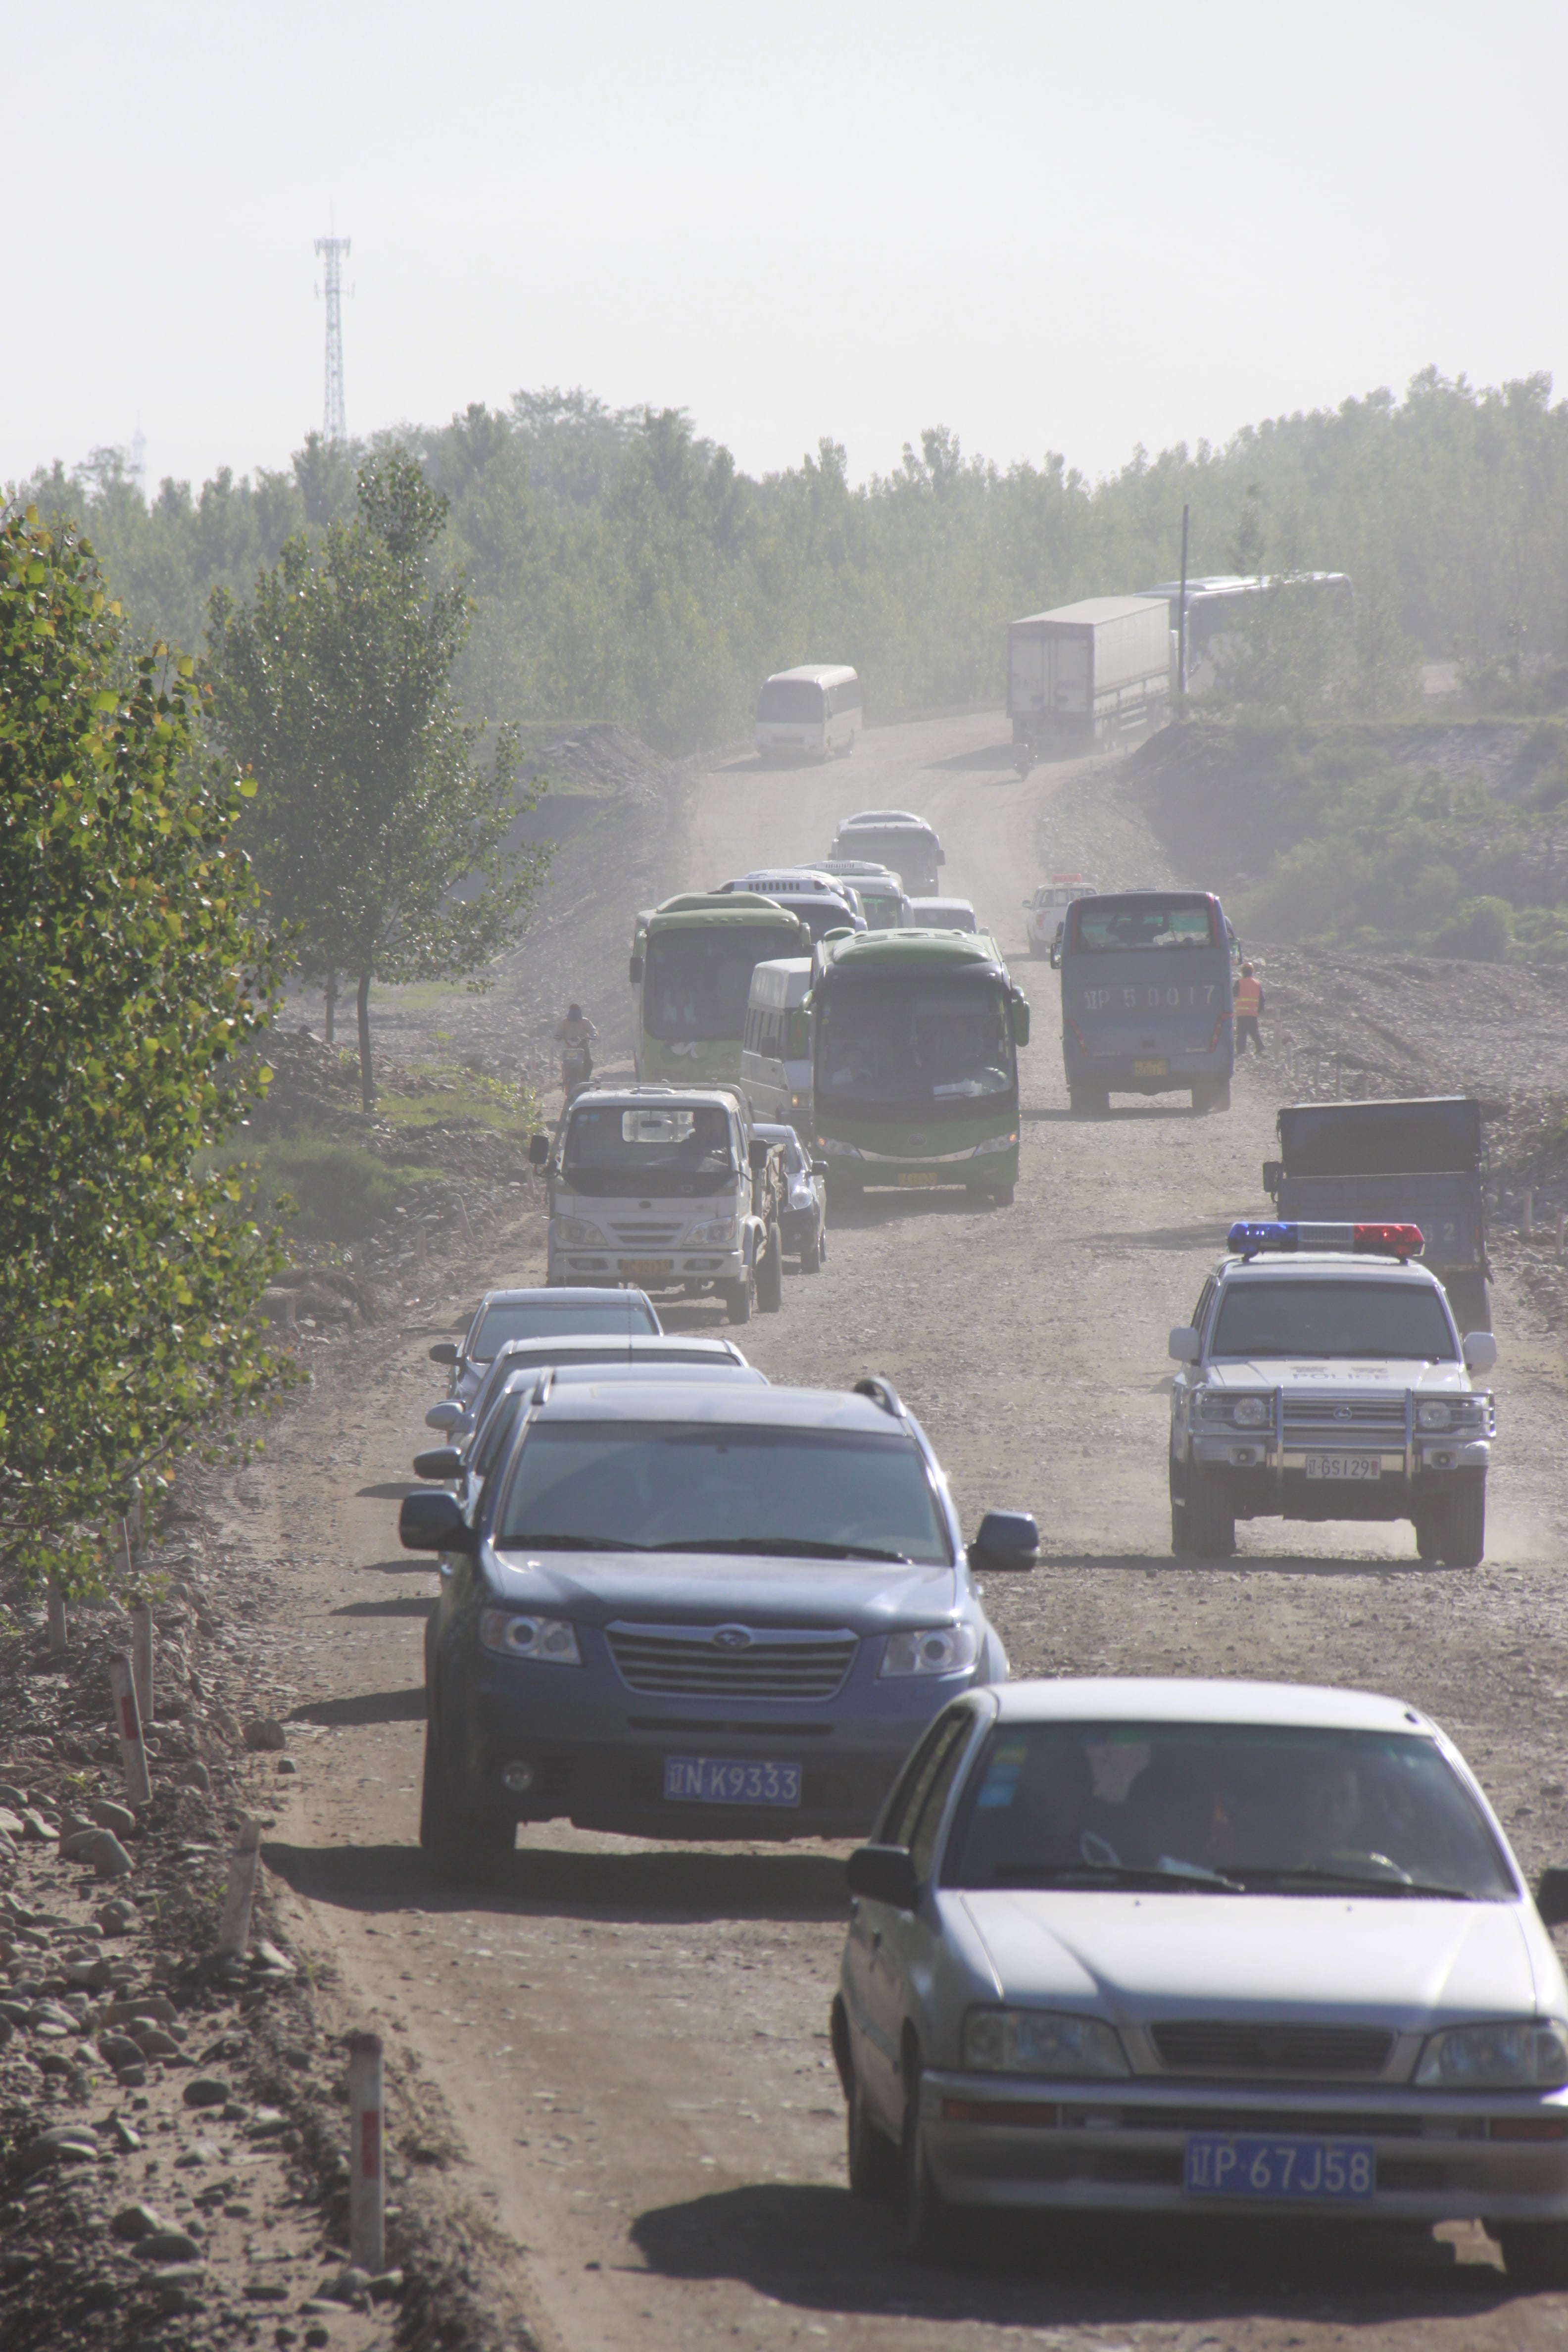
945, 1722, 1514, 1899
818, 980, 1015, 1108
757, 678, 826, 722
495, 1423, 952, 1563
644, 930, 789, 1043
471, 1296, 658, 1361
1070, 897, 1219, 952
1211, 1279, 1456, 1360
860, 892, 906, 931
563, 1102, 737, 1199
838, 831, 937, 879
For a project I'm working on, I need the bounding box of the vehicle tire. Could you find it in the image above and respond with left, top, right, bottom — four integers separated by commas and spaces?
1498, 2222, 1568, 2290
724, 1274, 754, 1325
1429, 1479, 1486, 1569
419, 1723, 515, 1886
756, 1222, 784, 1314
800, 1223, 823, 1274
1170, 1466, 1194, 1558
1414, 1515, 1442, 1564
1188, 1476, 1236, 1560
846, 2059, 899, 2200
1070, 1085, 1109, 1119
901, 2053, 959, 2264
992, 1183, 1016, 1206
1191, 1078, 1232, 1115
1446, 1272, 1492, 1334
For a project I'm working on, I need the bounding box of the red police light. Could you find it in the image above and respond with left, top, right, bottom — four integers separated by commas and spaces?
1353, 1222, 1423, 1260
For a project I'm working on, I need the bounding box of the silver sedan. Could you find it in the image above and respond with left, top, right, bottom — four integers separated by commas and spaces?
833, 1676, 1568, 2283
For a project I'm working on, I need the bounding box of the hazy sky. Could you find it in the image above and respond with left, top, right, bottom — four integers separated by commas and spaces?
8, 0, 1564, 496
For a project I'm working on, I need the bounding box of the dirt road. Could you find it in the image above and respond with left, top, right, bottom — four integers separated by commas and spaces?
239, 714, 1568, 2350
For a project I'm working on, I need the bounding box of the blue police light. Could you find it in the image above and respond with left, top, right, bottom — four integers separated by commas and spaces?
1227, 1221, 1300, 1257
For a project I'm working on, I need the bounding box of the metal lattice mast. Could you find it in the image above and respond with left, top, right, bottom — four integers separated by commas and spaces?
314, 235, 351, 441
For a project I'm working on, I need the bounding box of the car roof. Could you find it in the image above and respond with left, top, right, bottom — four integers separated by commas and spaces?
567, 1088, 741, 1115
1216, 1255, 1443, 1284
991, 1676, 1434, 1735
474, 1286, 654, 1310
528, 1383, 914, 1432
491, 1334, 747, 1365
544, 1361, 769, 1386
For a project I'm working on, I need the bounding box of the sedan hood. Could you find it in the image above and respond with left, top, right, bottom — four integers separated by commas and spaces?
960, 1889, 1537, 2031
483, 1544, 959, 1628
1204, 1360, 1470, 1392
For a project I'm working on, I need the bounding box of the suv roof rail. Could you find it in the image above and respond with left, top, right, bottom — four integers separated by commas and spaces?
852, 1375, 907, 1420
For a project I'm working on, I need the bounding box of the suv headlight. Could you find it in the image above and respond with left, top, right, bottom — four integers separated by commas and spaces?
1197, 1391, 1269, 1427
1417, 1400, 1453, 1430
478, 1611, 582, 1666
1231, 1395, 1269, 1428
880, 1624, 980, 1679
553, 1214, 607, 1247
685, 1215, 738, 1246
963, 2007, 1130, 2078
1415, 2020, 1568, 2090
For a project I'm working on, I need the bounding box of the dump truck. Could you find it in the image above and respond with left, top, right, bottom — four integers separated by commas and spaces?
1262, 1095, 1491, 1330
1006, 596, 1172, 751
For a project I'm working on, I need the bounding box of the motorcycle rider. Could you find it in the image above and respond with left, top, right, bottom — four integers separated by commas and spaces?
555, 1003, 597, 1094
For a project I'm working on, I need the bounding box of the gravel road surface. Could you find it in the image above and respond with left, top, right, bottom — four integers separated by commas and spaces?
243, 717, 1568, 2349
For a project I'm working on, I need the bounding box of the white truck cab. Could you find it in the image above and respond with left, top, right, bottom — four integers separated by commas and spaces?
540, 1085, 783, 1326
1023, 873, 1095, 959
1168, 1220, 1497, 1567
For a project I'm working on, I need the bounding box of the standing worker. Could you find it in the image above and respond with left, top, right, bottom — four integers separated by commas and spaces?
1233, 961, 1265, 1056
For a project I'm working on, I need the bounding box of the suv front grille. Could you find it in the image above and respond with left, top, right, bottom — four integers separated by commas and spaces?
1151, 2021, 1395, 2078
606, 1623, 857, 1700
1281, 1396, 1407, 1434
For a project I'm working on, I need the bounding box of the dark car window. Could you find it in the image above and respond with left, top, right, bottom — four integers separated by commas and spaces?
471, 1296, 658, 1361
493, 1422, 953, 1564
907, 1720, 974, 1882
1211, 1279, 1456, 1361
943, 1721, 1515, 1899
882, 1710, 972, 1849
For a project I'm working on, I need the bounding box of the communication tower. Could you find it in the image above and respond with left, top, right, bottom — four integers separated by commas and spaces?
314, 235, 352, 442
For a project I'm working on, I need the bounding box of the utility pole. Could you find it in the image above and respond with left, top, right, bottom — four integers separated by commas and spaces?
314, 235, 352, 443
1177, 500, 1190, 706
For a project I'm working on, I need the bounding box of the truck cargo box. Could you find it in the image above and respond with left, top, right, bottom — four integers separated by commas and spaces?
1274, 1096, 1482, 1177
1007, 597, 1171, 749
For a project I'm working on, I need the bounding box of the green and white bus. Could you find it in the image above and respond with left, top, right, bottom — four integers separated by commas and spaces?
810, 931, 1030, 1205
630, 892, 810, 1084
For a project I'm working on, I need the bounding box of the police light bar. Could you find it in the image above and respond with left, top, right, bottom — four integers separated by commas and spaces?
1227, 1220, 1424, 1262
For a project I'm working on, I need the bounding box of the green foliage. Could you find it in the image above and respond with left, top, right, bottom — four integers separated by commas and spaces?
218, 1135, 437, 1242
206, 454, 554, 1108
18, 367, 1568, 756
0, 506, 295, 1597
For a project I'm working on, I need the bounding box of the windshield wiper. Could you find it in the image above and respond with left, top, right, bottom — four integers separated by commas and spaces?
494, 1533, 648, 1552
988, 1861, 1243, 1894
1232, 1865, 1477, 1900
650, 1536, 912, 1562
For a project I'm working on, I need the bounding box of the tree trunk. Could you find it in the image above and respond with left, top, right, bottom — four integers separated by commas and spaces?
356, 971, 374, 1111
324, 970, 337, 1047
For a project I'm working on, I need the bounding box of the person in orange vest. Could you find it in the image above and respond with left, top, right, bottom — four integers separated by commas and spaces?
1233, 961, 1265, 1055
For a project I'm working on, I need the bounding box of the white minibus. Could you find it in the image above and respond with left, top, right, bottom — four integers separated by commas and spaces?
740, 958, 814, 1131
754, 665, 861, 763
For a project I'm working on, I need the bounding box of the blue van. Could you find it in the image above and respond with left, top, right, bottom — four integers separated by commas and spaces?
1052, 890, 1236, 1116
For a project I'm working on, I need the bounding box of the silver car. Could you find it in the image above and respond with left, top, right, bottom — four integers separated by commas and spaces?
428, 1286, 660, 1413
833, 1676, 1568, 2284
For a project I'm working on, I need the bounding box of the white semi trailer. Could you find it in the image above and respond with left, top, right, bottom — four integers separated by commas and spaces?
1006, 595, 1172, 750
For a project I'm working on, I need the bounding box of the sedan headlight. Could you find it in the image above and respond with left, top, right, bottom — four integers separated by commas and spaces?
478, 1610, 582, 1666
685, 1215, 738, 1246
553, 1214, 607, 1247
880, 1624, 980, 1679
1415, 2020, 1568, 2090
963, 2007, 1130, 2078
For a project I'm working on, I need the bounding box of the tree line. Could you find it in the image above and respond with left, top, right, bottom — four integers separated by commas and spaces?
18, 367, 1568, 755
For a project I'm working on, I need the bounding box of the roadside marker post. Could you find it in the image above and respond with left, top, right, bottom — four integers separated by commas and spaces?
46, 1584, 67, 1654
346, 2032, 386, 2273
131, 1601, 154, 1725
108, 1651, 153, 1808
1523, 1189, 1535, 1240
218, 1815, 262, 1957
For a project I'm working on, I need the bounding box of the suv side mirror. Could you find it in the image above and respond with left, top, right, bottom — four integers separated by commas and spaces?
1463, 1331, 1498, 1373
399, 1488, 473, 1554
811, 1160, 829, 1179
845, 1843, 919, 1910
748, 1138, 770, 1173
528, 1132, 550, 1169
1538, 1867, 1568, 1927
429, 1340, 459, 1367
425, 1400, 464, 1433
1169, 1326, 1201, 1364
629, 953, 644, 982
969, 1509, 1039, 1570
1262, 1159, 1283, 1199
412, 1445, 465, 1481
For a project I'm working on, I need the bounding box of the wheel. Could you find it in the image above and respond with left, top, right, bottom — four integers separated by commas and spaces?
1426, 1480, 1486, 1568
1498, 2222, 1568, 2289
1170, 1465, 1194, 1557
901, 2054, 959, 2264
846, 2060, 899, 2200
724, 1274, 754, 1325
1191, 1078, 1232, 1114
755, 1223, 784, 1314
1414, 1516, 1441, 1563
419, 1722, 515, 1886
799, 1222, 823, 1275
1188, 1476, 1236, 1560
991, 1183, 1016, 1206
1069, 1085, 1109, 1118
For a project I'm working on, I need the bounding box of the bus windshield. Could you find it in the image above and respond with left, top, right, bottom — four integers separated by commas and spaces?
818, 980, 1015, 1109
644, 930, 785, 1043
1071, 897, 1219, 952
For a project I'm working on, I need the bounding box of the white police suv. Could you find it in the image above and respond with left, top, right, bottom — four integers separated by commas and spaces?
1168, 1222, 1496, 1566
